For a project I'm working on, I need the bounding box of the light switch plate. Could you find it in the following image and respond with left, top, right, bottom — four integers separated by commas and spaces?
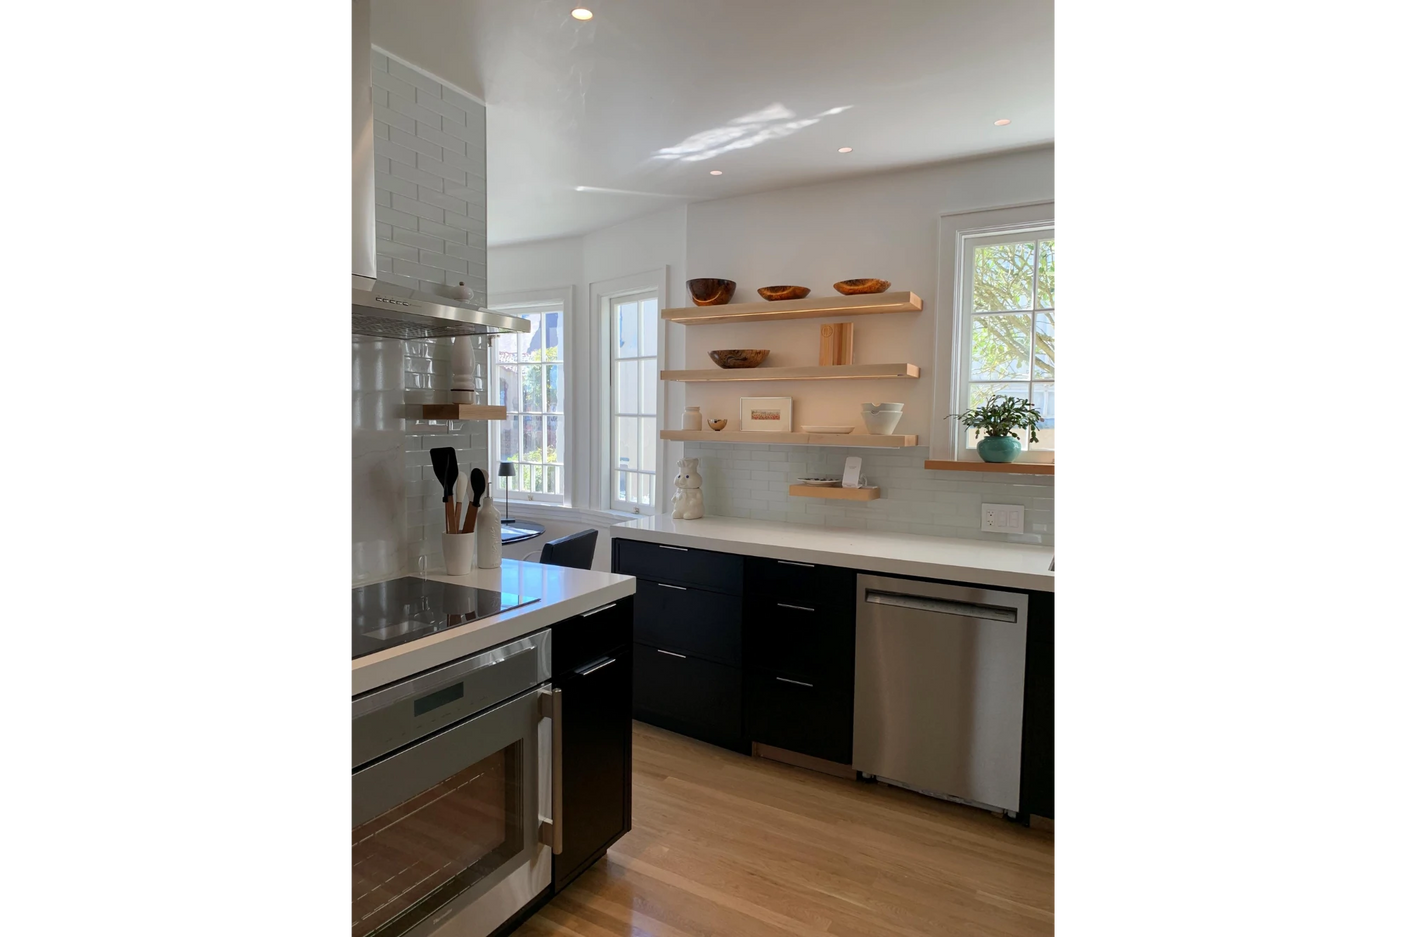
981, 503, 1025, 533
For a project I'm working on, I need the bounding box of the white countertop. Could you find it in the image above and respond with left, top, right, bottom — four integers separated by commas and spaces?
610, 515, 1054, 592
352, 560, 635, 696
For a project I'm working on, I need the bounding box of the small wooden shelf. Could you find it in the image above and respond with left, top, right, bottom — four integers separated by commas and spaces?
923, 459, 1054, 475
414, 404, 508, 421
661, 291, 923, 325
660, 363, 919, 382
661, 430, 919, 448
788, 484, 881, 501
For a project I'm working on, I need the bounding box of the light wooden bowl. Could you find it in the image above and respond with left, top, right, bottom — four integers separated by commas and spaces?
757, 285, 811, 301
833, 278, 891, 295
708, 349, 769, 369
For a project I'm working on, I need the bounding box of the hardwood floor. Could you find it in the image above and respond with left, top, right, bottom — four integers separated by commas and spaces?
519, 722, 1054, 937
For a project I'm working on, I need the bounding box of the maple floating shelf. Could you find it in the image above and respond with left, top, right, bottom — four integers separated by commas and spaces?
661, 430, 919, 449
660, 291, 923, 325
660, 363, 919, 382
414, 404, 508, 421
923, 460, 1054, 476
788, 484, 881, 501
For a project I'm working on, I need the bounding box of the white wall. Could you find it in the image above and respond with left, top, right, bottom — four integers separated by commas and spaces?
682, 147, 1055, 435
486, 147, 1057, 543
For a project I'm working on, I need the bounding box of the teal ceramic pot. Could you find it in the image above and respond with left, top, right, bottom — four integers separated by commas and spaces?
977, 435, 1022, 463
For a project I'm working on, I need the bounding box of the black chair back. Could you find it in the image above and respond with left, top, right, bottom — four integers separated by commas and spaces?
539, 528, 598, 570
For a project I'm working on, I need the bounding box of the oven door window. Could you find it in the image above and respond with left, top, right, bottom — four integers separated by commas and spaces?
352, 690, 541, 937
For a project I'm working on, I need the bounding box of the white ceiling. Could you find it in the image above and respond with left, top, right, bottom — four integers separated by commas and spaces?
372, 0, 1053, 246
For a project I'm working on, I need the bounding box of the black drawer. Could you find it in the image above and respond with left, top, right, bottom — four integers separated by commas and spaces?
633, 643, 743, 751
743, 595, 855, 683
746, 670, 854, 766
614, 539, 743, 594
553, 596, 633, 678
745, 555, 855, 606
634, 579, 742, 665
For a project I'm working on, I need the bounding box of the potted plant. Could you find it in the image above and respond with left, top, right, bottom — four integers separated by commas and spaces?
949, 395, 1044, 463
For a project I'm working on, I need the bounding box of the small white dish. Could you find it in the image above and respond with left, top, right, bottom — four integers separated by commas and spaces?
796, 477, 841, 487
801, 425, 855, 434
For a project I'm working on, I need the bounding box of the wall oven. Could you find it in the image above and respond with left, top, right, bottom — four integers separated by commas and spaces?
352, 630, 557, 937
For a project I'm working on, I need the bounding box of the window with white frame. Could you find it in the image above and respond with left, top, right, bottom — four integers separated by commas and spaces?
493, 304, 565, 501
609, 292, 658, 512
958, 228, 1055, 455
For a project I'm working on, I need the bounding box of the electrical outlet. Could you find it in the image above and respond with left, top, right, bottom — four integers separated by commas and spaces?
981, 503, 1025, 533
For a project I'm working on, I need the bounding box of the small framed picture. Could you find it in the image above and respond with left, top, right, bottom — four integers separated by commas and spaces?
739, 396, 793, 432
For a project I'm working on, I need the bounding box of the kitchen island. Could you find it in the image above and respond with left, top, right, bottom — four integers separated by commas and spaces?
352, 559, 635, 695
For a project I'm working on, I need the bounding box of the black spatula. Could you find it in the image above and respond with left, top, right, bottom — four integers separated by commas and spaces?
429, 447, 458, 534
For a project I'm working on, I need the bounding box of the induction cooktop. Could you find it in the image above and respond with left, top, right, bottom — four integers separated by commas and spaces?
352, 577, 538, 659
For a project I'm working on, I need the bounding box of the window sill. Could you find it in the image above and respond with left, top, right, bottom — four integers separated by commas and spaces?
492, 500, 654, 528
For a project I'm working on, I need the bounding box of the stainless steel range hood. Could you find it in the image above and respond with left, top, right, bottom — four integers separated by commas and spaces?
350, 0, 525, 339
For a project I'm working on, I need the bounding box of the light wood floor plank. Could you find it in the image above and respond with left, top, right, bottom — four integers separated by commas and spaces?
528, 722, 1053, 936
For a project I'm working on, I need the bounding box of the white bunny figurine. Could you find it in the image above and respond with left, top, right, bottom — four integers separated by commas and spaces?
671, 457, 704, 520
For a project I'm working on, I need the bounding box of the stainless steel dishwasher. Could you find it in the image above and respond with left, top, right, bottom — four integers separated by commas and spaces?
853, 574, 1028, 813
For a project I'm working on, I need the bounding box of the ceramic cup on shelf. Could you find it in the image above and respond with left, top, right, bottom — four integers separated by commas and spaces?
442, 532, 475, 575
682, 406, 703, 431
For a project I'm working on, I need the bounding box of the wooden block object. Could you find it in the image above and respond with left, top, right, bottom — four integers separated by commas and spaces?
818, 322, 854, 365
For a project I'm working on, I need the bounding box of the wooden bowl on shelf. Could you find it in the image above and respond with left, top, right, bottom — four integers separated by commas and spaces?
833, 278, 891, 295
708, 349, 769, 369
686, 278, 737, 306
757, 285, 811, 301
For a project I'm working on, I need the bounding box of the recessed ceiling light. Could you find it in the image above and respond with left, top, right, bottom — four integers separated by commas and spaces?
571, 8, 593, 20
994, 118, 1011, 126
709, 170, 722, 175
837, 146, 853, 153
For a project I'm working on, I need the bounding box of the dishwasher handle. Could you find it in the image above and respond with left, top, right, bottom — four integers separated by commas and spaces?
864, 589, 1018, 623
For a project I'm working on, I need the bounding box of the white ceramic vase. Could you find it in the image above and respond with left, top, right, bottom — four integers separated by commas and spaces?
475, 494, 502, 569
682, 406, 702, 431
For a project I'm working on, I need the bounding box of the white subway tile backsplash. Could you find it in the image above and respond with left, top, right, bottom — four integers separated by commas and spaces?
369, 56, 490, 575
415, 152, 468, 186
390, 194, 444, 224
415, 87, 466, 125
388, 58, 442, 97
391, 228, 446, 253
370, 67, 418, 103
386, 91, 444, 131
415, 121, 468, 156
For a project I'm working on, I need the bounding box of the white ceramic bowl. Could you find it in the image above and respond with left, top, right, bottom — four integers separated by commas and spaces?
860, 402, 905, 414
801, 425, 854, 434
861, 410, 903, 435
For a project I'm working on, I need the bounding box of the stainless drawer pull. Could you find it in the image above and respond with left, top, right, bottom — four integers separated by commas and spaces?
776, 602, 814, 612
577, 656, 617, 677
777, 559, 815, 567
581, 602, 617, 617
776, 676, 814, 688
659, 583, 688, 591
658, 545, 689, 552
657, 649, 688, 659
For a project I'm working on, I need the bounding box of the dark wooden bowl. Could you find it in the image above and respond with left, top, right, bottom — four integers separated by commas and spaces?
757, 285, 811, 301
708, 349, 769, 369
686, 278, 737, 306
833, 278, 891, 295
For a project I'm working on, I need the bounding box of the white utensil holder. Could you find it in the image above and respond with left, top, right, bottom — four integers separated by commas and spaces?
442, 532, 476, 576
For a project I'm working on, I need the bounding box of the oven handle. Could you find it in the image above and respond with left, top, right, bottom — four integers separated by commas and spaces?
538, 687, 563, 855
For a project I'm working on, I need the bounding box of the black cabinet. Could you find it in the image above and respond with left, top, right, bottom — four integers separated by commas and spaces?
551, 598, 634, 891
615, 540, 743, 593
743, 596, 855, 683
1020, 590, 1054, 821
633, 644, 745, 751
745, 670, 854, 765
634, 579, 742, 665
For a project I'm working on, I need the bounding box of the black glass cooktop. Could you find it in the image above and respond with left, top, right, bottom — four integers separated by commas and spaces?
352, 577, 538, 659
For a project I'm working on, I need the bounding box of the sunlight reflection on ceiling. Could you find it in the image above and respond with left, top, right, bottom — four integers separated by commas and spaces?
653, 103, 852, 162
